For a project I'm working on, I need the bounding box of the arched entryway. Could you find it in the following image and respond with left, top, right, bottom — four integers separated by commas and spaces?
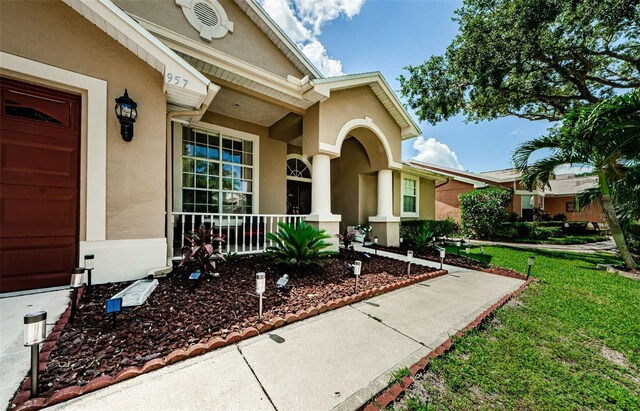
286, 154, 312, 215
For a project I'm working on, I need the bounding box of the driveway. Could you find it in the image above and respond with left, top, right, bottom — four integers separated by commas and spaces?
50, 268, 523, 411
1, 289, 70, 407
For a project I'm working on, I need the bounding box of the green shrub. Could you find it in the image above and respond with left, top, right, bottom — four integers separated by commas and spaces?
495, 223, 519, 239
459, 188, 512, 238
400, 219, 458, 239
529, 226, 563, 239
626, 222, 640, 254
566, 221, 589, 236
265, 221, 336, 267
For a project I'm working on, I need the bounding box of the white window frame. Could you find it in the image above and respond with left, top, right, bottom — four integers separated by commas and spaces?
401, 173, 420, 218
286, 154, 312, 182
172, 120, 259, 214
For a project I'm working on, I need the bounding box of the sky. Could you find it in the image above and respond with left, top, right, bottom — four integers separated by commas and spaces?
258, 0, 565, 174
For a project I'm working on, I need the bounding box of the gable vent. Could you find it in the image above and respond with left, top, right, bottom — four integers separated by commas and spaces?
193, 2, 218, 27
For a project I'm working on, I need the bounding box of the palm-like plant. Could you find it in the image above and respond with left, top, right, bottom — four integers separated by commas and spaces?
266, 221, 336, 267
513, 91, 640, 269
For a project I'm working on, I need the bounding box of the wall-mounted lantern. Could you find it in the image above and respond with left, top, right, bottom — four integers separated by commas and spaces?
114, 89, 137, 142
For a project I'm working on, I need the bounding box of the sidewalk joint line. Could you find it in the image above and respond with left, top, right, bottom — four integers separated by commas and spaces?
351, 305, 426, 347
236, 344, 279, 411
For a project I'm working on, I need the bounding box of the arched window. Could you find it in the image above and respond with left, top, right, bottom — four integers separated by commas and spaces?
286, 156, 312, 181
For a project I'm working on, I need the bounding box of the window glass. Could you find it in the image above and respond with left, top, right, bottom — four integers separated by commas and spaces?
402, 177, 418, 214
181, 126, 254, 213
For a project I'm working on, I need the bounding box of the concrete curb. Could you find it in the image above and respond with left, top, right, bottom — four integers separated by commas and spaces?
10, 269, 449, 410
360, 278, 533, 411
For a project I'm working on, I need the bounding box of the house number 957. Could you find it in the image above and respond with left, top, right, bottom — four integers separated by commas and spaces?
166, 73, 189, 88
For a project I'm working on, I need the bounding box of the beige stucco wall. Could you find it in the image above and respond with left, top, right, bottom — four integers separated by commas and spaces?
393, 172, 436, 221
199, 112, 287, 214
0, 0, 167, 241
314, 87, 402, 168
113, 0, 304, 79
420, 178, 436, 219
330, 138, 375, 226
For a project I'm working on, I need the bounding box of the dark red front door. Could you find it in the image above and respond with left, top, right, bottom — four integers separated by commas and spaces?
0, 78, 81, 292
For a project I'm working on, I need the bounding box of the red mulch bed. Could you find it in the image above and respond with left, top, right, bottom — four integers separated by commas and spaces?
34, 250, 437, 399
374, 244, 525, 278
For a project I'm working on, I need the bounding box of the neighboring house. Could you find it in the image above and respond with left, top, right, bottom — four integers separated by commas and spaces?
0, 0, 438, 292
409, 161, 603, 223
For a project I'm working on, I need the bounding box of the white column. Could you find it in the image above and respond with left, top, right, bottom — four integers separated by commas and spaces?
376, 169, 393, 218
311, 154, 332, 216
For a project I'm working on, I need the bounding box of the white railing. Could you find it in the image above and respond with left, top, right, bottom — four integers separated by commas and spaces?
171, 212, 307, 257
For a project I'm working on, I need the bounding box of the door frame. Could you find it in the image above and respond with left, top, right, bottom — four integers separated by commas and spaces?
0, 51, 107, 242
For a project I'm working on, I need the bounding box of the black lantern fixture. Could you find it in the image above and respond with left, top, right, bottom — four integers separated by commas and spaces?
114, 89, 137, 142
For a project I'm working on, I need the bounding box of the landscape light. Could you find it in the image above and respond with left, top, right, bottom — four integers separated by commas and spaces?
69, 268, 84, 323
407, 250, 414, 275
277, 274, 289, 290
399, 237, 404, 244
455, 241, 461, 255
465, 247, 471, 255
105, 297, 122, 329
527, 256, 535, 279
439, 248, 446, 270
24, 311, 46, 397
256, 272, 266, 321
353, 260, 362, 293
480, 246, 485, 263
84, 254, 95, 290
373, 236, 378, 255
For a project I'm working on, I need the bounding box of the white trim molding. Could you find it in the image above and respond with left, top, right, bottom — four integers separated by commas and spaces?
400, 173, 420, 218
319, 117, 403, 170
0, 52, 107, 241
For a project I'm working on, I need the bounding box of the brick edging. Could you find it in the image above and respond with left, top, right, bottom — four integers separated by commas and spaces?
11, 270, 449, 411
360, 278, 533, 411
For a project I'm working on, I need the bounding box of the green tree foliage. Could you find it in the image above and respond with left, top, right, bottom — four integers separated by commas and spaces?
399, 0, 640, 124
265, 221, 336, 268
459, 188, 512, 238
513, 91, 640, 268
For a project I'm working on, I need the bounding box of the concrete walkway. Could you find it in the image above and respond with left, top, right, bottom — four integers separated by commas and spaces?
1, 288, 70, 407
50, 259, 524, 411
471, 238, 616, 254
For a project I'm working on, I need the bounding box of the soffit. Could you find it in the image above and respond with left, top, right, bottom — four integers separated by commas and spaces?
63, 0, 210, 110
208, 87, 289, 127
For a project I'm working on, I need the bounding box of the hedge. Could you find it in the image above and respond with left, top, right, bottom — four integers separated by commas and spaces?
400, 219, 458, 239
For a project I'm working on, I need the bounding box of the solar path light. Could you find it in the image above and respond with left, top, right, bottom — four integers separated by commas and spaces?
353, 260, 362, 293
480, 246, 485, 264
439, 248, 446, 270
407, 250, 414, 275
256, 272, 266, 321
24, 311, 47, 397
373, 236, 378, 255
455, 241, 461, 255
527, 256, 535, 279
105, 297, 123, 329
84, 254, 95, 291
69, 268, 84, 323
277, 274, 289, 290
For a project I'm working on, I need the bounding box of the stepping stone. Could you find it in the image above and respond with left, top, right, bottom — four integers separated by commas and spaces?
112, 279, 158, 307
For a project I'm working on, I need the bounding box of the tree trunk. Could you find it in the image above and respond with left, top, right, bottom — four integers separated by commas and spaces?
598, 171, 637, 269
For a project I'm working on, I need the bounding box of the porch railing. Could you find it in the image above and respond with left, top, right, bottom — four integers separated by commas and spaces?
171, 212, 307, 257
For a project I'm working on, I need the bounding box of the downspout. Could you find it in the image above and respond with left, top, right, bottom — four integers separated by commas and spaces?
165, 83, 219, 263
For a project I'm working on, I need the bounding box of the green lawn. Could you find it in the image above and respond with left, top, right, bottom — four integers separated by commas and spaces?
392, 247, 640, 410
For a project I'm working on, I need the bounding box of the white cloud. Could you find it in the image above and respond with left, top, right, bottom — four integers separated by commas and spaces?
259, 0, 365, 76
510, 128, 523, 135
412, 137, 464, 170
